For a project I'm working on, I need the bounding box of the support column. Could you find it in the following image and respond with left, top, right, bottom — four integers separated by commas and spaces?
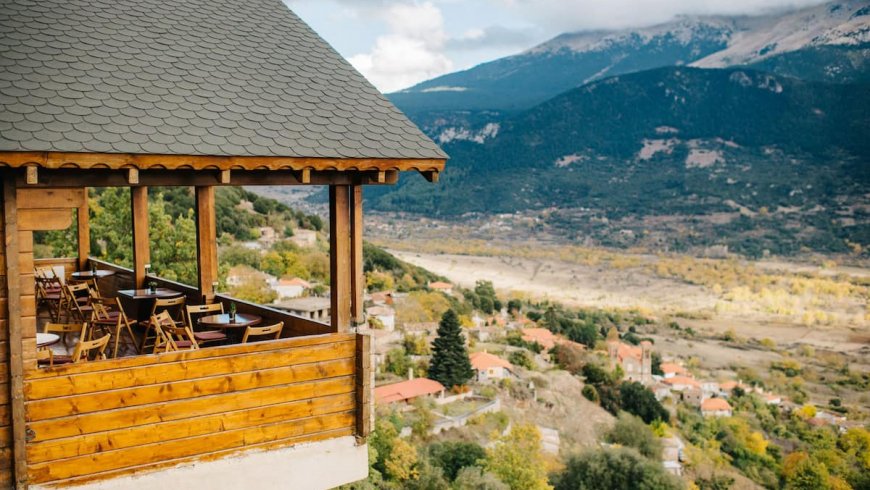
3, 176, 28, 488
195, 186, 218, 302
329, 185, 351, 332
77, 187, 90, 271
350, 185, 364, 325
131, 186, 149, 289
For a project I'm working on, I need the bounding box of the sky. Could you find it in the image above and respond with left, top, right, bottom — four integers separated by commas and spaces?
285, 0, 829, 93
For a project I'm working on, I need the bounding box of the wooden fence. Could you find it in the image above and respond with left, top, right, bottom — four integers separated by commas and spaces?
22, 332, 365, 487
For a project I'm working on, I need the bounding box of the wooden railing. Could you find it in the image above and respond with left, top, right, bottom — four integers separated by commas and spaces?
23, 332, 365, 487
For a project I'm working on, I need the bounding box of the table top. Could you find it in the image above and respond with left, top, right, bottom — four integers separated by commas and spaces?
37, 333, 60, 347
198, 313, 262, 329
71, 270, 116, 280
118, 288, 184, 300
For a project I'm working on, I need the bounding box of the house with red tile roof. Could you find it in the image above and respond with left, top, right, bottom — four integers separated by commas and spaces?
660, 362, 688, 378
470, 351, 513, 381
701, 398, 733, 417
522, 328, 558, 350
374, 378, 446, 405
429, 281, 453, 294
608, 340, 653, 384
663, 376, 701, 391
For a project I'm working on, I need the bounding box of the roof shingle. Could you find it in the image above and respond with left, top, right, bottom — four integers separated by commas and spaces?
0, 0, 447, 161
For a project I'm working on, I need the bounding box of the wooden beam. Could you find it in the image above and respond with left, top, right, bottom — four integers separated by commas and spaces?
421, 170, 440, 183
18, 209, 73, 231
329, 186, 351, 332
131, 187, 149, 289
15, 169, 401, 188
25, 165, 38, 185
350, 185, 364, 325
299, 169, 311, 184
127, 168, 139, 185
355, 333, 372, 440
0, 151, 446, 174
3, 176, 28, 488
77, 189, 90, 271
220, 169, 231, 184
195, 186, 218, 301
17, 188, 84, 209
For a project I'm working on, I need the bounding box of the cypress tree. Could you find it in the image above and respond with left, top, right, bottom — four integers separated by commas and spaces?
428, 309, 474, 389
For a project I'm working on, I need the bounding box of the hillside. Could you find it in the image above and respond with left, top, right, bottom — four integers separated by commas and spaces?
369, 67, 870, 256
389, 0, 869, 114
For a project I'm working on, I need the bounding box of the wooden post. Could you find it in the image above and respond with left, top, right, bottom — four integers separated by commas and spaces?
3, 176, 28, 488
350, 185, 364, 325
77, 188, 90, 271
329, 185, 351, 332
355, 333, 372, 440
131, 186, 149, 289
195, 186, 218, 301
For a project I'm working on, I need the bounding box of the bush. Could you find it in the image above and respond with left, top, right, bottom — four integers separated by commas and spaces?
553, 447, 683, 490
452, 467, 509, 490
428, 441, 487, 481
582, 385, 599, 402
606, 413, 662, 459
509, 350, 535, 370
619, 382, 670, 424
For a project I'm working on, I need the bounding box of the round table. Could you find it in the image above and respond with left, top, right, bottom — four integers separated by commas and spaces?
37, 333, 60, 348
70, 270, 116, 281
198, 313, 262, 330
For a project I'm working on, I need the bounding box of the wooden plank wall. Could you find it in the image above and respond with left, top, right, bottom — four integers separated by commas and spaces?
0, 185, 13, 488
23, 333, 359, 487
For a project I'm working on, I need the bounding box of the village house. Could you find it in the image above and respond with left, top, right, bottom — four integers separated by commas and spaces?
374, 378, 446, 405
652, 382, 673, 401
660, 362, 688, 379
273, 277, 311, 299
608, 339, 653, 385
701, 398, 734, 417
664, 375, 701, 392
429, 281, 453, 295
288, 228, 318, 248
719, 380, 747, 397
522, 327, 559, 350
368, 291, 394, 306
272, 297, 332, 322
366, 305, 396, 331
225, 265, 276, 288
470, 351, 513, 382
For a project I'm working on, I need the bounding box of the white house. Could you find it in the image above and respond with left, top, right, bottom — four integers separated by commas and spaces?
429, 281, 453, 295
367, 305, 396, 331
470, 351, 513, 382
701, 398, 733, 417
289, 228, 318, 247
226, 265, 276, 287
274, 277, 311, 299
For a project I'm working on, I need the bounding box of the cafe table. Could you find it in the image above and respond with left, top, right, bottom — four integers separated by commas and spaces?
198, 313, 262, 342
117, 288, 184, 322
37, 333, 60, 348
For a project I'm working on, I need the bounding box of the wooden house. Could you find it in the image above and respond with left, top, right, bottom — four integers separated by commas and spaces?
0, 0, 446, 487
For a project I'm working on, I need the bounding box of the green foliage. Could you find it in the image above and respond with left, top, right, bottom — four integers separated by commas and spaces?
428, 441, 487, 481
508, 350, 535, 370
619, 382, 670, 424
581, 385, 599, 402
485, 423, 552, 490
428, 310, 474, 389
363, 242, 441, 291
606, 413, 662, 459
385, 348, 412, 377
553, 447, 683, 490
452, 466, 509, 490
465, 280, 502, 314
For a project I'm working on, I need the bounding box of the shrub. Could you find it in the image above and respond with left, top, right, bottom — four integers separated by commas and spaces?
428, 441, 487, 481
553, 447, 682, 490
509, 350, 535, 370
606, 413, 662, 459
619, 382, 670, 424
582, 385, 599, 402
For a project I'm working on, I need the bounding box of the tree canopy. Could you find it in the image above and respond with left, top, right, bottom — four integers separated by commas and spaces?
428, 309, 474, 389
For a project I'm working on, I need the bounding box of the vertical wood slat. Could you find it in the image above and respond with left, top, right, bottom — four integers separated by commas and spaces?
195, 186, 218, 301
3, 176, 28, 488
350, 185, 364, 325
329, 186, 351, 332
131, 186, 149, 289
355, 333, 372, 439
77, 188, 89, 271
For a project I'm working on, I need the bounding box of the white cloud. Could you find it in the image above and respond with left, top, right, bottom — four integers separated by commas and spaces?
349, 2, 454, 93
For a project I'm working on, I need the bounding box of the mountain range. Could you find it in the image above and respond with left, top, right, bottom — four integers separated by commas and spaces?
362, 0, 870, 257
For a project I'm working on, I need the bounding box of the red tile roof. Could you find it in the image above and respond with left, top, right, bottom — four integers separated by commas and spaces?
664, 376, 700, 387
374, 378, 445, 404
470, 351, 512, 371
429, 281, 453, 290
660, 362, 687, 374
701, 398, 732, 412
522, 328, 557, 349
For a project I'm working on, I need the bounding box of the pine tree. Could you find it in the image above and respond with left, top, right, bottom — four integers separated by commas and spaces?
428, 309, 474, 389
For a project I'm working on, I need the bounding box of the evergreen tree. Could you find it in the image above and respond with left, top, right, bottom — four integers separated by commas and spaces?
428, 309, 473, 389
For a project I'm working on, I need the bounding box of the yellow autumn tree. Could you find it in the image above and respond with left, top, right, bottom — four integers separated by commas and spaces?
385, 438, 418, 482
486, 423, 552, 490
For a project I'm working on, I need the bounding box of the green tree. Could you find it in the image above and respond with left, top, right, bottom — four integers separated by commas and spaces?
428, 310, 474, 389
429, 441, 487, 481
509, 350, 535, 370
605, 413, 662, 459
453, 467, 509, 490
619, 382, 670, 423
553, 448, 682, 490
485, 423, 552, 490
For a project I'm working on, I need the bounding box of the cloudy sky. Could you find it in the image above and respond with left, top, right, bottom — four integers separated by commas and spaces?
285, 0, 828, 93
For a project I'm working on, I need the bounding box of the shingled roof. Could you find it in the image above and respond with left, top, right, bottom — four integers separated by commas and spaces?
0, 0, 447, 165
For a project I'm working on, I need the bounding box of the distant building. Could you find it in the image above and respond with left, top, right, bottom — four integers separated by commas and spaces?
272, 297, 330, 321
369, 291, 394, 306
367, 305, 396, 331
522, 328, 558, 350
652, 382, 672, 401
764, 393, 783, 405
719, 380, 746, 397
274, 277, 311, 299
226, 265, 275, 287
700, 381, 720, 397
608, 340, 652, 384
470, 351, 513, 382
660, 362, 688, 379
374, 378, 445, 405
663, 376, 700, 392
289, 228, 317, 248
682, 388, 704, 407
701, 398, 733, 417
257, 226, 277, 246
429, 281, 453, 295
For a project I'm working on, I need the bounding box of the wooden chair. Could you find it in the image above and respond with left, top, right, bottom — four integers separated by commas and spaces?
71, 277, 101, 297
242, 322, 284, 343
151, 311, 198, 353
185, 303, 228, 346
62, 282, 93, 323
91, 297, 139, 358
139, 296, 186, 353
37, 323, 89, 367
36, 281, 62, 322
69, 334, 111, 363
